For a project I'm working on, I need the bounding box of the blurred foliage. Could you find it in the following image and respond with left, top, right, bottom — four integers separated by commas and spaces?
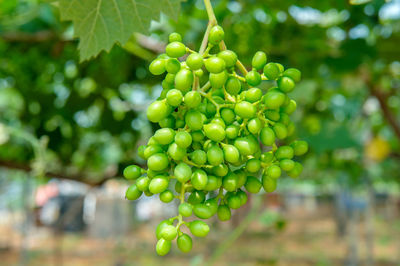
0, 0, 399, 188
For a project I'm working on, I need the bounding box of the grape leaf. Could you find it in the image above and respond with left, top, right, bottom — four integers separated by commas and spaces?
58, 0, 183, 61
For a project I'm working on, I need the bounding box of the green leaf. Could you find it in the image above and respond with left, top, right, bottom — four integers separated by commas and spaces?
58, 0, 183, 61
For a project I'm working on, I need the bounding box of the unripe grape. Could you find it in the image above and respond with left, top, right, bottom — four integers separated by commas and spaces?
246, 70, 262, 86
223, 172, 238, 192
262, 175, 277, 192
237, 190, 248, 206
223, 144, 240, 164
273, 123, 288, 139
245, 88, 262, 103
147, 100, 171, 123
156, 238, 171, 256
147, 153, 169, 171
160, 190, 174, 203
125, 184, 142, 200
210, 71, 228, 89
220, 108, 235, 125
245, 176, 262, 193
161, 225, 178, 240
185, 110, 204, 130
218, 50, 237, 68
149, 175, 169, 194
193, 203, 213, 219
209, 25, 224, 45
264, 91, 286, 109
234, 136, 259, 156
169, 32, 182, 43
259, 127, 275, 146
247, 118, 262, 134
217, 205, 231, 221
136, 176, 150, 191
168, 142, 186, 161
184, 91, 201, 108
225, 76, 241, 95
226, 125, 239, 139
124, 165, 142, 180
205, 57, 226, 73
277, 76, 295, 93
211, 117, 226, 128
177, 234, 193, 253
138, 145, 146, 159
207, 145, 224, 166
276, 63, 284, 73
186, 53, 204, 70
166, 41, 186, 58
261, 151, 274, 163
227, 195, 241, 209
245, 158, 261, 173
175, 131, 192, 148
252, 51, 267, 70
175, 69, 194, 92
179, 202, 193, 217
189, 220, 210, 237
265, 110, 280, 121
191, 169, 208, 190
154, 128, 175, 145
267, 165, 281, 179
156, 220, 173, 239
188, 190, 206, 205
291, 140, 309, 156
144, 144, 163, 159
275, 145, 294, 160
235, 169, 248, 187
288, 162, 303, 178
190, 150, 207, 165
283, 68, 301, 83
234, 101, 256, 119
166, 89, 183, 107
212, 164, 229, 177
280, 159, 295, 172
165, 58, 181, 74
203, 123, 226, 142
149, 59, 166, 75
204, 175, 221, 191
195, 69, 204, 77
282, 99, 297, 114
263, 63, 280, 80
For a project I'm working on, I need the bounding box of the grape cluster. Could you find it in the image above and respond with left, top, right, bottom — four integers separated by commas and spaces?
124, 25, 308, 256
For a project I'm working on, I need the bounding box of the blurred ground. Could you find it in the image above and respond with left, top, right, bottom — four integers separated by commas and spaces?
1, 200, 399, 266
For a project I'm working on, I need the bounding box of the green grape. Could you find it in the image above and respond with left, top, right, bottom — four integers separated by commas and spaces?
125, 184, 142, 200
221, 108, 235, 125
245, 88, 262, 103
217, 205, 231, 221
211, 117, 226, 128
234, 101, 256, 119
203, 123, 226, 142
159, 190, 174, 203
175, 69, 194, 92
179, 203, 193, 217
277, 76, 295, 93
191, 169, 208, 190
273, 123, 288, 139
175, 119, 185, 128
162, 81, 174, 91
212, 164, 229, 177
195, 69, 204, 77
154, 128, 175, 145
190, 220, 210, 237
247, 118, 262, 134
147, 153, 169, 171
175, 131, 192, 148
282, 99, 297, 115
188, 190, 206, 205
234, 136, 259, 156
226, 125, 239, 139
124, 165, 142, 180
149, 59, 166, 75
185, 110, 204, 130
223, 172, 238, 192
156, 238, 171, 256
261, 151, 274, 163
166, 89, 183, 107
207, 145, 224, 166
265, 110, 280, 121
252, 51, 267, 70
209, 25, 224, 44
235, 169, 248, 188
227, 195, 241, 209
166, 41, 186, 58
210, 71, 228, 89
186, 53, 204, 70
245, 158, 261, 173
169, 32, 182, 43
276, 63, 284, 73
149, 175, 169, 194
288, 162, 303, 178
136, 176, 150, 191
223, 144, 240, 164
245, 176, 262, 193
191, 130, 205, 142
205, 57, 226, 73
190, 150, 207, 165
262, 175, 277, 193
177, 234, 193, 253
193, 203, 213, 219
246, 70, 262, 86
161, 225, 178, 240
225, 76, 241, 95
205, 198, 218, 215
283, 68, 301, 83
138, 145, 146, 159
159, 116, 176, 128
168, 143, 187, 160
204, 175, 221, 191
291, 140, 309, 156
263, 63, 280, 80
147, 100, 171, 123
279, 113, 290, 125
275, 145, 294, 160
218, 50, 237, 68
147, 169, 163, 179
267, 165, 281, 179
144, 144, 164, 159
280, 159, 295, 172
264, 91, 286, 109
156, 220, 173, 239
165, 58, 181, 74
184, 91, 201, 108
